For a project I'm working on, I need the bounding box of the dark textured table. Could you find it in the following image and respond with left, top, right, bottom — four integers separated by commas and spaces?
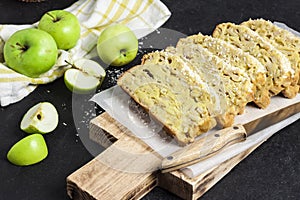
0, 0, 299, 200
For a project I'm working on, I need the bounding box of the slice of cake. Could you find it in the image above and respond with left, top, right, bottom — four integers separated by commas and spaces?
141, 50, 226, 116
168, 39, 255, 127
212, 22, 294, 97
118, 51, 217, 145
242, 18, 300, 97
186, 33, 270, 108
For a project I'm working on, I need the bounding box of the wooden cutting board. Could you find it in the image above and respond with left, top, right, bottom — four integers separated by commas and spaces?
66, 112, 271, 200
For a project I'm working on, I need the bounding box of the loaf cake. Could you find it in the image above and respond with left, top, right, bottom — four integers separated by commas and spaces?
118, 52, 217, 145
212, 22, 295, 97
168, 39, 255, 127
242, 18, 300, 97
117, 19, 300, 145
186, 33, 270, 108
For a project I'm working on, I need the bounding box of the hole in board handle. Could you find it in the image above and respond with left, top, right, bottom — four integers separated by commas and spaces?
166, 156, 173, 160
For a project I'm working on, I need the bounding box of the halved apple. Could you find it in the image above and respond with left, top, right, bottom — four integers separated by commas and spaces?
7, 134, 48, 166
20, 102, 59, 134
64, 58, 106, 94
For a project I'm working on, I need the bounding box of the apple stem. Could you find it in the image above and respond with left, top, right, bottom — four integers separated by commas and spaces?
16, 42, 28, 51
65, 60, 73, 67
64, 60, 101, 79
46, 12, 60, 22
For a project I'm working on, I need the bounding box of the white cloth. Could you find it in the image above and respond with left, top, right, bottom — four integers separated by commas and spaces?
0, 0, 171, 106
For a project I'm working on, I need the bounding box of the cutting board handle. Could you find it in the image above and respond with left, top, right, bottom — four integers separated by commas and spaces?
67, 132, 161, 200
161, 125, 247, 173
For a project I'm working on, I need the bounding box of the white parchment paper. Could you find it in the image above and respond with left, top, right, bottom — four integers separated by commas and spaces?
91, 86, 300, 178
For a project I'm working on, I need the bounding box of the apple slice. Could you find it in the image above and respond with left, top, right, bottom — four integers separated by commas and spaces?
64, 58, 106, 94
7, 134, 48, 166
20, 102, 59, 134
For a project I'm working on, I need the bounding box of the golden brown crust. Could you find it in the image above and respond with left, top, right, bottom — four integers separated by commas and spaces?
187, 33, 270, 109
174, 37, 255, 127
242, 18, 300, 97
212, 22, 294, 98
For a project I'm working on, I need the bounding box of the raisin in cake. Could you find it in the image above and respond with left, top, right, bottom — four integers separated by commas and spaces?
186, 33, 270, 108
242, 18, 300, 97
118, 51, 217, 145
212, 22, 294, 97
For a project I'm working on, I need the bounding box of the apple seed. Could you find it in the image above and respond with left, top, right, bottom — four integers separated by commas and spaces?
120, 49, 127, 57
37, 113, 42, 120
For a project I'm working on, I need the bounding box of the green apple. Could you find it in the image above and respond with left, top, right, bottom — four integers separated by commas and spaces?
7, 134, 48, 166
64, 58, 106, 94
38, 10, 80, 50
20, 102, 59, 134
0, 37, 4, 62
97, 24, 138, 66
3, 28, 58, 78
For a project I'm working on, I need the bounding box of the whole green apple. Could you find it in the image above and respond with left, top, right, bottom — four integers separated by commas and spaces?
97, 24, 138, 66
3, 28, 58, 78
7, 134, 48, 166
38, 10, 81, 50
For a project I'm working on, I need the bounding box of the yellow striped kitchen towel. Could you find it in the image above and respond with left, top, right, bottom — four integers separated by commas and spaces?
0, 0, 171, 106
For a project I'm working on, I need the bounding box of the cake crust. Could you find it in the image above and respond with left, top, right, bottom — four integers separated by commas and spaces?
212, 22, 294, 97
187, 33, 270, 108
242, 18, 300, 97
